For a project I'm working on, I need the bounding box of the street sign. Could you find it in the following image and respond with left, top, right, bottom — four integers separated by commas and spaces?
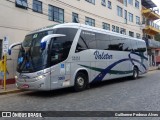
3, 36, 9, 44
3, 36, 9, 54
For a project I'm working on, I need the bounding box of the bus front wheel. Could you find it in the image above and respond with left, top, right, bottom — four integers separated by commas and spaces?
74, 72, 87, 92
132, 67, 139, 79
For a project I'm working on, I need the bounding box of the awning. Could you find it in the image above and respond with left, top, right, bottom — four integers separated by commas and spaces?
142, 0, 157, 8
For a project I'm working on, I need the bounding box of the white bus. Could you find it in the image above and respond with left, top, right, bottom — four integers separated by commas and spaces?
9, 23, 148, 91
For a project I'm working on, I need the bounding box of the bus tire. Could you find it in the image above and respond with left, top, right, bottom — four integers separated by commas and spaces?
132, 67, 139, 79
74, 72, 87, 92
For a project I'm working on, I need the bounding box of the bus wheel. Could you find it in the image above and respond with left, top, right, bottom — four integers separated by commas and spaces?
132, 67, 139, 79
74, 72, 87, 92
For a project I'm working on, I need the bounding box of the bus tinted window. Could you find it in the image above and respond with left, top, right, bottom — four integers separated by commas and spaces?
122, 39, 132, 51
109, 36, 124, 51
130, 39, 138, 52
76, 35, 88, 52
76, 30, 96, 52
137, 41, 146, 52
76, 30, 146, 53
82, 30, 96, 49
96, 33, 111, 50
50, 28, 78, 66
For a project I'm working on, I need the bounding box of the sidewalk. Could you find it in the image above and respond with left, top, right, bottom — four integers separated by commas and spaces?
0, 84, 22, 95
149, 66, 158, 71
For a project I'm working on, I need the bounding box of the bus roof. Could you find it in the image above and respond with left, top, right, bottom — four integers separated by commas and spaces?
29, 23, 144, 42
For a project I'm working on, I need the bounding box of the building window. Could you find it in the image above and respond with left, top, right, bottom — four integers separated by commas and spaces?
135, 0, 139, 9
15, 0, 28, 9
136, 16, 140, 25
136, 33, 141, 38
72, 12, 79, 23
129, 31, 134, 37
101, 0, 106, 6
102, 22, 110, 30
128, 0, 133, 5
120, 28, 126, 34
142, 16, 145, 24
48, 5, 64, 23
85, 0, 95, 5
112, 25, 116, 32
117, 6, 123, 17
108, 1, 112, 9
33, 0, 42, 13
124, 0, 127, 6
116, 26, 119, 33
85, 17, 95, 27
128, 12, 133, 22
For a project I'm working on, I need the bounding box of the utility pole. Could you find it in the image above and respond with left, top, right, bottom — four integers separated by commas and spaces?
3, 54, 7, 91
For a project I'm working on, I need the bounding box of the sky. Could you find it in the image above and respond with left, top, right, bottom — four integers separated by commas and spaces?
151, 0, 160, 25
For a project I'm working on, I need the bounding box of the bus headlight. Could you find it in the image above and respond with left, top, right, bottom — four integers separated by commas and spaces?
36, 75, 45, 80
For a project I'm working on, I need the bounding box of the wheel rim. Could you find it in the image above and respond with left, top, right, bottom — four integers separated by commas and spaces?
77, 77, 84, 87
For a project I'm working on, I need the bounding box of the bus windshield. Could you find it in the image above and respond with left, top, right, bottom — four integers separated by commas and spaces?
17, 28, 78, 73
17, 31, 52, 73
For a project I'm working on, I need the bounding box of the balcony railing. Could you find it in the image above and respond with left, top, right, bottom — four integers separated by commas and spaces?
145, 39, 160, 48
142, 7, 160, 20
146, 21, 160, 30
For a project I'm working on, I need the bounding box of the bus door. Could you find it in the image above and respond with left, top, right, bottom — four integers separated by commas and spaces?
49, 40, 71, 89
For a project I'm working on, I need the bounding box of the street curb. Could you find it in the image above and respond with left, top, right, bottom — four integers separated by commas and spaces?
0, 89, 24, 95
149, 68, 158, 71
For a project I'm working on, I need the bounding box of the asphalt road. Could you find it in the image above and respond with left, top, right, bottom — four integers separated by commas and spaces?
0, 70, 160, 120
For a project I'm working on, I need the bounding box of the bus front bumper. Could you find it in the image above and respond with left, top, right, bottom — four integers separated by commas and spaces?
16, 76, 50, 91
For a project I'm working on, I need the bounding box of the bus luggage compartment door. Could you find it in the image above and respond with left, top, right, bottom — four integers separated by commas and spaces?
50, 63, 71, 89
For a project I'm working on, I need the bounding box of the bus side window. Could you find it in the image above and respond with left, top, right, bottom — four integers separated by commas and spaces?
109, 36, 124, 51
84, 31, 96, 49
137, 41, 146, 53
96, 33, 111, 50
122, 39, 132, 52
131, 39, 138, 52
76, 30, 96, 52
76, 35, 88, 52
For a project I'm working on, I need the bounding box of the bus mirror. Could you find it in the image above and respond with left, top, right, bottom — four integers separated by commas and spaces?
8, 49, 11, 55
40, 42, 46, 50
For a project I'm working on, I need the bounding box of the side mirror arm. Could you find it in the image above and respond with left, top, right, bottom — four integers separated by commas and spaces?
40, 34, 66, 50
8, 42, 22, 55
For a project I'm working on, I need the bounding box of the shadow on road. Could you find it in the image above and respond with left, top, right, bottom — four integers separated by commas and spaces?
90, 76, 145, 89
20, 76, 146, 98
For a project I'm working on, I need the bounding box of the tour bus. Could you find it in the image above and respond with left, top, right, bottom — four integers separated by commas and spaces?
9, 23, 148, 91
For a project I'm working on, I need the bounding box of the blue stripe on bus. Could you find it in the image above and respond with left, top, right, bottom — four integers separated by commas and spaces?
91, 58, 147, 83
91, 52, 147, 83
